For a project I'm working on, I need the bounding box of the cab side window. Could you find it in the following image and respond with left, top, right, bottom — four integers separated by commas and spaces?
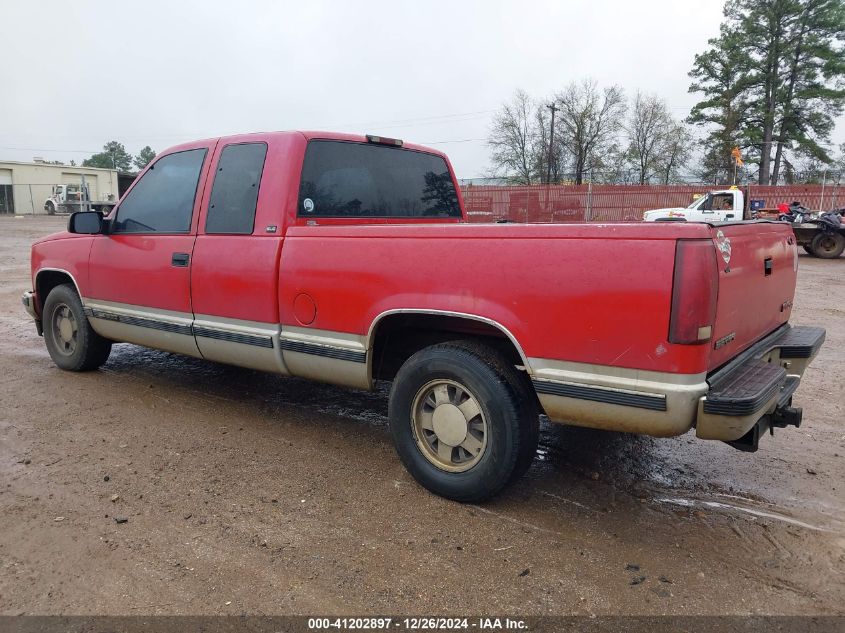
205, 143, 267, 234
713, 194, 732, 210
112, 149, 206, 234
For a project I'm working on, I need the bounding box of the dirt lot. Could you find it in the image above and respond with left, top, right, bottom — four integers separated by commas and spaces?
0, 216, 843, 616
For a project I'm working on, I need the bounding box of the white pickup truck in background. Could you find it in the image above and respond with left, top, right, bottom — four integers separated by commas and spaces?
642, 188, 845, 258
643, 189, 744, 222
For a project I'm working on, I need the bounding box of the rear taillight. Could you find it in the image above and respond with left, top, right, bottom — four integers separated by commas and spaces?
668, 239, 718, 344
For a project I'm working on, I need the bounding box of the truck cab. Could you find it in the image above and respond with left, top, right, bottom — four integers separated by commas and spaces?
45, 184, 82, 211
643, 188, 744, 223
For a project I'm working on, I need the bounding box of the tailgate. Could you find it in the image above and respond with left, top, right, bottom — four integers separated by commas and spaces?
707, 222, 797, 371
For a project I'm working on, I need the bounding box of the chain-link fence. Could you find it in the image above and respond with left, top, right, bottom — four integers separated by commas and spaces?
0, 183, 117, 216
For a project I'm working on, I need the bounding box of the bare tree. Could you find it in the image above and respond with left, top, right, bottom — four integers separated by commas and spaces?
487, 90, 539, 184
555, 80, 626, 184
658, 121, 694, 184
625, 92, 673, 184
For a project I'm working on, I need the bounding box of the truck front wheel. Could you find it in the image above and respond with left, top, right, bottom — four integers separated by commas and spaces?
388, 341, 538, 502
43, 284, 112, 371
809, 232, 845, 259
45, 201, 56, 215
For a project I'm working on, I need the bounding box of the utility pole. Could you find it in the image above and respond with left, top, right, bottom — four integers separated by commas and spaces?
545, 103, 558, 185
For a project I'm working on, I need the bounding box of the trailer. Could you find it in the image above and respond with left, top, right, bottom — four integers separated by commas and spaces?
792, 221, 845, 259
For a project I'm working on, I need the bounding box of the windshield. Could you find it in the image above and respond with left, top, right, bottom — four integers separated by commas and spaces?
687, 195, 705, 209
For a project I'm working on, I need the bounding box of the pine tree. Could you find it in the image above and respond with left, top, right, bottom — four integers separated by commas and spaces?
83, 141, 133, 172
688, 24, 751, 184
689, 0, 844, 184
769, 0, 845, 182
133, 146, 157, 171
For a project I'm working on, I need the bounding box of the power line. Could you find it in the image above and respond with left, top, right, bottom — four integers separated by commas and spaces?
420, 137, 487, 145
0, 109, 499, 147
0, 146, 100, 154
0, 136, 492, 157
328, 109, 496, 130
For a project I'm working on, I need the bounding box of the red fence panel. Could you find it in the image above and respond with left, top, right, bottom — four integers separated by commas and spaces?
459, 183, 844, 223
745, 184, 843, 212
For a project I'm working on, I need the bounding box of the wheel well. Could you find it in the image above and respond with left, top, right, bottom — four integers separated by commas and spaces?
35, 271, 77, 314
370, 313, 525, 382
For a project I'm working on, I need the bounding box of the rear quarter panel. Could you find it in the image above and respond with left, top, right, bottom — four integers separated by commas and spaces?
279, 223, 713, 375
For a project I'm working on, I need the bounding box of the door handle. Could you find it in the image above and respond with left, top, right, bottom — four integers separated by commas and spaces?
171, 252, 190, 267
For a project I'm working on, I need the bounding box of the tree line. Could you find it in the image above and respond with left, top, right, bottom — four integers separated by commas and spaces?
488, 0, 844, 186
82, 141, 156, 172
488, 84, 693, 185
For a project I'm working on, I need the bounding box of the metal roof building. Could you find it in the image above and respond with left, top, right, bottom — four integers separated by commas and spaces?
0, 159, 119, 215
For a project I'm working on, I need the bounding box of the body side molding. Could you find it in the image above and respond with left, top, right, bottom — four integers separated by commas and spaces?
532, 378, 667, 411
279, 339, 366, 363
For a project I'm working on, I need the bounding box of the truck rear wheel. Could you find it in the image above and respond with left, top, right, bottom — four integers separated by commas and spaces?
388, 340, 538, 502
43, 284, 112, 371
810, 232, 845, 259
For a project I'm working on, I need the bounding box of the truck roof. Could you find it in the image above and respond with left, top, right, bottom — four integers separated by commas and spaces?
161, 130, 448, 160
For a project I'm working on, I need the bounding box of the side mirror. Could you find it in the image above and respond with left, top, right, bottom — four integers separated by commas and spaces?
68, 211, 103, 235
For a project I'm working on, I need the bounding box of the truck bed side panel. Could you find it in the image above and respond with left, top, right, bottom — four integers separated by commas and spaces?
279, 224, 711, 376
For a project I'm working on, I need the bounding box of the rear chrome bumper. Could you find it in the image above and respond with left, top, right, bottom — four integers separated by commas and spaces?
530, 324, 824, 447
695, 325, 825, 445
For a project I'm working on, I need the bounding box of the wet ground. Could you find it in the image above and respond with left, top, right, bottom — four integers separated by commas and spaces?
0, 216, 843, 615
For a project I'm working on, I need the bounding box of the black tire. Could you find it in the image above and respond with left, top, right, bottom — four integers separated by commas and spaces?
449, 340, 540, 483
388, 340, 538, 502
45, 202, 56, 215
43, 284, 111, 371
802, 244, 815, 256
810, 232, 845, 259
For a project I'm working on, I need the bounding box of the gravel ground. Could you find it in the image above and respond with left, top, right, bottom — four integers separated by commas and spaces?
0, 216, 843, 616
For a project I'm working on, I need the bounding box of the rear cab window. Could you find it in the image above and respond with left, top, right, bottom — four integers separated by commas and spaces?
205, 142, 268, 234
297, 140, 461, 219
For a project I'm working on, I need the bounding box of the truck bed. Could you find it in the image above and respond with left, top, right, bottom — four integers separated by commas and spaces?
281, 220, 795, 377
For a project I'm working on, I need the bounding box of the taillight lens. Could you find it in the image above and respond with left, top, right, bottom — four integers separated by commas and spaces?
668, 239, 718, 344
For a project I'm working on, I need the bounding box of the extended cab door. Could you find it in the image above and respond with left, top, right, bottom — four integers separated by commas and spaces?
85, 141, 214, 357
189, 136, 287, 374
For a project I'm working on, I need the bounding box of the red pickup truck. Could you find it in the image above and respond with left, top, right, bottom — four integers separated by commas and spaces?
22, 131, 825, 501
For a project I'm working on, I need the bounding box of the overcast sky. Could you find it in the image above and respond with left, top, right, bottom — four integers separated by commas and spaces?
1, 0, 842, 178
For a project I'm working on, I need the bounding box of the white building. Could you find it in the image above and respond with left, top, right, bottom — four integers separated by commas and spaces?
0, 159, 119, 215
